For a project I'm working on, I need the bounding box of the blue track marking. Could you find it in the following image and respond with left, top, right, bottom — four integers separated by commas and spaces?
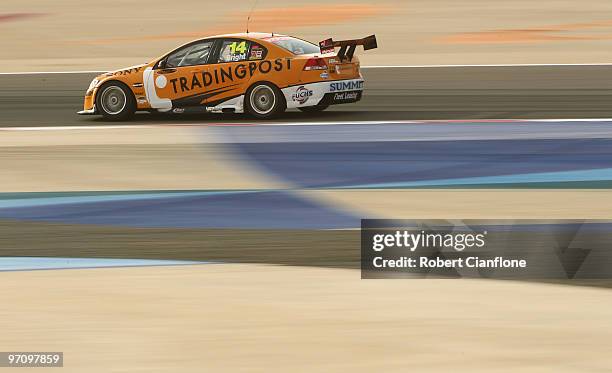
0, 190, 250, 209
344, 167, 612, 189
0, 257, 207, 272
1, 122, 611, 230
0, 191, 359, 229
210, 121, 612, 144
230, 139, 612, 188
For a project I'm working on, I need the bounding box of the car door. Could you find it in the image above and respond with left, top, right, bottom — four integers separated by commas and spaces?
203, 38, 269, 107
149, 39, 215, 109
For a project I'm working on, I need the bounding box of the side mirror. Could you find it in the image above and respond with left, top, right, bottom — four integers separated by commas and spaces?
157, 58, 167, 69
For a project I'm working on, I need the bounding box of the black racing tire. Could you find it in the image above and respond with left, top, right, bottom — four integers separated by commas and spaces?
245, 82, 286, 119
95, 81, 136, 121
298, 104, 329, 113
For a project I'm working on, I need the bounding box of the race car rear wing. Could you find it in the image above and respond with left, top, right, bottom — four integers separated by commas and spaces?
319, 35, 378, 62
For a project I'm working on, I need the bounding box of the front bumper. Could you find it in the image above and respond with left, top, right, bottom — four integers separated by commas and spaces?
78, 94, 97, 115
77, 107, 96, 115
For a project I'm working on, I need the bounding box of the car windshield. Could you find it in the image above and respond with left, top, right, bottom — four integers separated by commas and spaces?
266, 36, 320, 55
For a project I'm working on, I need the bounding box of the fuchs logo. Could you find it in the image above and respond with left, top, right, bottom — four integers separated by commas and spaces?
330, 80, 364, 92
292, 86, 313, 104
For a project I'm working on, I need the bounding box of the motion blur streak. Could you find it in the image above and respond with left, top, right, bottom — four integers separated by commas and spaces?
5, 0, 612, 69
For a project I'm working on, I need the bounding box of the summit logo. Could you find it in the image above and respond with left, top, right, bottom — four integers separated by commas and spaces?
330, 80, 364, 92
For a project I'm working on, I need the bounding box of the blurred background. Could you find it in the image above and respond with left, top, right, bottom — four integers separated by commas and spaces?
4, 0, 612, 71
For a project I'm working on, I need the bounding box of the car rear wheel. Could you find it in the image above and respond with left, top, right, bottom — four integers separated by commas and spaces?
298, 104, 329, 113
96, 82, 136, 121
245, 82, 285, 119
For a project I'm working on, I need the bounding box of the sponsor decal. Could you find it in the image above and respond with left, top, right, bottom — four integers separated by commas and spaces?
320, 72, 330, 79
110, 66, 144, 76
330, 80, 364, 92
333, 91, 359, 101
292, 86, 314, 104
155, 75, 167, 89
250, 45, 264, 60
319, 38, 335, 54
168, 58, 292, 94
228, 53, 247, 62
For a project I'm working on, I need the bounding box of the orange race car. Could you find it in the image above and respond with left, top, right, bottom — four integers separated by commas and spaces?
78, 33, 377, 120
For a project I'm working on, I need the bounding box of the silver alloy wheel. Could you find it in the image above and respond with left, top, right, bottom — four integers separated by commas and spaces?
100, 86, 127, 115
249, 85, 276, 115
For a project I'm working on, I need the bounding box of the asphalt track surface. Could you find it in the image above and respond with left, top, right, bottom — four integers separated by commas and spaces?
3, 65, 612, 126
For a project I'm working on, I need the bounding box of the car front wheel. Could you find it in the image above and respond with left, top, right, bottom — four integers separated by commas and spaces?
96, 82, 136, 121
245, 82, 286, 119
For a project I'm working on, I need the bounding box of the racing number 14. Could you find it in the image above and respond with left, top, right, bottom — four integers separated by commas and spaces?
229, 41, 248, 54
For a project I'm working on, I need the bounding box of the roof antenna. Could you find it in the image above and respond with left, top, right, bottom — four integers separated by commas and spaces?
246, 0, 259, 33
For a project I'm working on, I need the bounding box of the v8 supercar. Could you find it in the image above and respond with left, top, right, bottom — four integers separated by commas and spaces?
78, 33, 377, 120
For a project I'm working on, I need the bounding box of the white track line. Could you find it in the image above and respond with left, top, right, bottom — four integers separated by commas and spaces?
0, 71, 104, 75
0, 125, 154, 131
3, 63, 612, 75
256, 118, 612, 126
2, 118, 612, 131
364, 63, 612, 68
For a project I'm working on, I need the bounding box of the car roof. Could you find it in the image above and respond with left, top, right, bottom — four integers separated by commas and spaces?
156, 33, 300, 61
206, 32, 289, 41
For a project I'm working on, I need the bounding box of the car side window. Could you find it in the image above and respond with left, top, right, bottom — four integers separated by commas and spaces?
217, 40, 251, 63
166, 40, 214, 68
165, 48, 189, 68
